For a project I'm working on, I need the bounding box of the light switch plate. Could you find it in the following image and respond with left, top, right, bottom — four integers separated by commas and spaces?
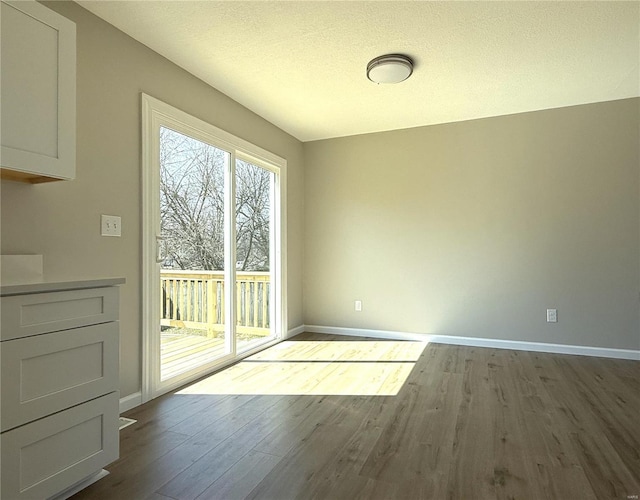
101, 215, 121, 237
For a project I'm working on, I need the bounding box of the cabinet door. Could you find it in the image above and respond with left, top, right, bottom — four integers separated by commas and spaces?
1, 322, 119, 432
0, 0, 76, 182
1, 392, 119, 500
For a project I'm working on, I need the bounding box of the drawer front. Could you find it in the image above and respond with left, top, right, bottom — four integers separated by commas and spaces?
1, 322, 119, 431
1, 392, 119, 500
1, 286, 119, 340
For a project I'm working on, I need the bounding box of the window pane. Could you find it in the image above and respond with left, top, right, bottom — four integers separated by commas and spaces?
235, 159, 274, 352
160, 126, 228, 271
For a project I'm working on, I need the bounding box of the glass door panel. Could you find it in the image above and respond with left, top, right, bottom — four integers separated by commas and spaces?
159, 126, 231, 381
235, 159, 276, 352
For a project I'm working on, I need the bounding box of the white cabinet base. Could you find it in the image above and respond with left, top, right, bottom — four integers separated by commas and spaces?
0, 279, 122, 499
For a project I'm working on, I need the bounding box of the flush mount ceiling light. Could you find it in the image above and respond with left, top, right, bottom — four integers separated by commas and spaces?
366, 54, 414, 84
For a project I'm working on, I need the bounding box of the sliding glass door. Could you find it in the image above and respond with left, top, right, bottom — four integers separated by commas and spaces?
142, 94, 285, 399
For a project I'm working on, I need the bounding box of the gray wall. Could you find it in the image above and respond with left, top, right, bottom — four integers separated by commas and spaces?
0, 1, 305, 398
304, 98, 639, 350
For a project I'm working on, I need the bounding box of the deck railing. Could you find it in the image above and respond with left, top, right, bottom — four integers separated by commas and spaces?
161, 269, 271, 337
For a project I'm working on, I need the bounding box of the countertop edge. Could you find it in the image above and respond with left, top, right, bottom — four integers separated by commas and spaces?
0, 277, 126, 296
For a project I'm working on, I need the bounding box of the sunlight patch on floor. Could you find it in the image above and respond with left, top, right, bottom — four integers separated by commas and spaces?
248, 340, 425, 362
177, 340, 427, 396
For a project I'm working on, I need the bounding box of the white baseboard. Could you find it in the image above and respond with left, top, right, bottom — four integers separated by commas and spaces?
120, 391, 142, 414
285, 324, 306, 339
304, 324, 640, 361
304, 325, 428, 342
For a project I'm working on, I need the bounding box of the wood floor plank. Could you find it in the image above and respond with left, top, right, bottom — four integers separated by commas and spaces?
445, 347, 497, 500
510, 351, 598, 500
530, 351, 639, 498
487, 349, 548, 499
244, 396, 374, 499
144, 493, 175, 500
156, 396, 300, 499
248, 340, 425, 362
568, 429, 640, 499
194, 450, 281, 500
124, 392, 232, 432
558, 355, 640, 475
71, 334, 640, 500
156, 430, 262, 499
428, 342, 468, 374
303, 398, 396, 498
358, 380, 450, 484
250, 395, 332, 457
169, 394, 270, 437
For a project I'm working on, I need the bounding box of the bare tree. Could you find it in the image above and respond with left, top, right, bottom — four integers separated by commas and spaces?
159, 127, 271, 272
236, 159, 271, 271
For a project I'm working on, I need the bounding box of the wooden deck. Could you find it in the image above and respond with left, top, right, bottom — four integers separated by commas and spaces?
161, 332, 225, 380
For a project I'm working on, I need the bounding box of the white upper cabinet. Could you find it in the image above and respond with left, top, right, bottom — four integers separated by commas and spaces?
1, 0, 76, 183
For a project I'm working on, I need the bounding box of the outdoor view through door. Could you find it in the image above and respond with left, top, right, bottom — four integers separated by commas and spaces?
159, 128, 276, 381
142, 93, 285, 399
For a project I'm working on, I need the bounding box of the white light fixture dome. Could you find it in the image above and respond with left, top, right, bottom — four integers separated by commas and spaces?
367, 54, 414, 84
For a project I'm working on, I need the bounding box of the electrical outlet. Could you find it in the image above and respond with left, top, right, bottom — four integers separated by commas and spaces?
355, 300, 362, 312
546, 308, 557, 323
101, 215, 122, 237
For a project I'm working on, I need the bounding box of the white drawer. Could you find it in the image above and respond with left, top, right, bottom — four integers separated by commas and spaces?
1, 322, 119, 431
0, 286, 119, 340
1, 392, 119, 500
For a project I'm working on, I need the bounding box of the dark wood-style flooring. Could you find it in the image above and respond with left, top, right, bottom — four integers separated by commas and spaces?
72, 333, 640, 500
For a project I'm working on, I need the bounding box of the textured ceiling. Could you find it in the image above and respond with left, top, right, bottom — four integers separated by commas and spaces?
78, 1, 639, 142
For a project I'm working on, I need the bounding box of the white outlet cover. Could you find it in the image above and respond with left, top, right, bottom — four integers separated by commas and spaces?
546, 308, 558, 323
101, 215, 122, 237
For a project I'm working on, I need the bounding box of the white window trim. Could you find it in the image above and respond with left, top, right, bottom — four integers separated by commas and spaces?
141, 93, 287, 401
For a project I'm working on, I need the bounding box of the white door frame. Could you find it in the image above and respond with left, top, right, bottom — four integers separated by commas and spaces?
141, 93, 287, 402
